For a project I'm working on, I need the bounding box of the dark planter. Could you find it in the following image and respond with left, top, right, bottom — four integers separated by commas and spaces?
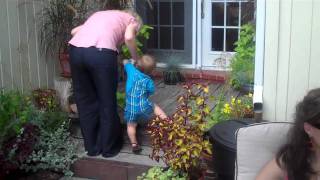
59, 53, 71, 78
240, 83, 254, 94
208, 119, 254, 180
163, 70, 184, 85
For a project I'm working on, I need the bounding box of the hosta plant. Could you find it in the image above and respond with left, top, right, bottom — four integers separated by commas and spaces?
137, 166, 187, 180
148, 84, 212, 176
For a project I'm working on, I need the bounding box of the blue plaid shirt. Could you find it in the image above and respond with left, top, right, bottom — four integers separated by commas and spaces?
124, 62, 155, 123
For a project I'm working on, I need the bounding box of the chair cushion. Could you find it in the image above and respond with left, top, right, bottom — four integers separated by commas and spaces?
235, 122, 293, 180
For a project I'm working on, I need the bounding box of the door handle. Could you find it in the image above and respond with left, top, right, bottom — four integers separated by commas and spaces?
201, 0, 204, 19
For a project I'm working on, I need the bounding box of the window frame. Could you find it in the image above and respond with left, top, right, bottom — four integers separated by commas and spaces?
145, 0, 186, 51
210, 0, 253, 53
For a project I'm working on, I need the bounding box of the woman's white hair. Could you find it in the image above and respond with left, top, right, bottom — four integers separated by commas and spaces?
123, 9, 143, 30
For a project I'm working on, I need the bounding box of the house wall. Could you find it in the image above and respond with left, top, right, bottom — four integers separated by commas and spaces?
263, 0, 320, 122
0, 0, 58, 92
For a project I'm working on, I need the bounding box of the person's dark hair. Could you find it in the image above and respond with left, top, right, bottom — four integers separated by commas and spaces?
276, 88, 320, 180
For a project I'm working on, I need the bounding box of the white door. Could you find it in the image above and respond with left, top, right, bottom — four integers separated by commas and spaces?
201, 0, 254, 70
135, 0, 195, 68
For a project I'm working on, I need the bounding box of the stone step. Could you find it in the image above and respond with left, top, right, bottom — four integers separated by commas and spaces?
72, 136, 164, 180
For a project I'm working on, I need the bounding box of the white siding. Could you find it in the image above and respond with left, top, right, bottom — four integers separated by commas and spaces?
0, 0, 58, 92
263, 0, 320, 122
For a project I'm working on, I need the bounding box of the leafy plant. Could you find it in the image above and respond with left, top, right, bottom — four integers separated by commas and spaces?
0, 91, 36, 146
21, 121, 78, 176
222, 93, 253, 119
31, 111, 68, 133
206, 92, 254, 130
38, 0, 108, 56
121, 25, 153, 59
163, 54, 184, 85
0, 123, 40, 178
205, 92, 229, 130
117, 92, 126, 108
230, 23, 255, 89
137, 166, 187, 180
32, 89, 59, 112
148, 84, 212, 176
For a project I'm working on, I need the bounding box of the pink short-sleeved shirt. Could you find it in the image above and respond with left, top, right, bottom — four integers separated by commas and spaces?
69, 10, 138, 52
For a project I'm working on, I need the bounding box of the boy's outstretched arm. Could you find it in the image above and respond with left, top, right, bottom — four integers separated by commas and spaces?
154, 104, 167, 119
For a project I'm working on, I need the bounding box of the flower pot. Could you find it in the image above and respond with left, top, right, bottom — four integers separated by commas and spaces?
240, 83, 254, 94
59, 53, 71, 78
208, 119, 254, 180
163, 70, 184, 85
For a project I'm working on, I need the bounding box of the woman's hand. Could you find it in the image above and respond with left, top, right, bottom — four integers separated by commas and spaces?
71, 25, 83, 36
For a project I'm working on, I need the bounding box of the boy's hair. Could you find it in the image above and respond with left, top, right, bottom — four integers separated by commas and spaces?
137, 55, 156, 75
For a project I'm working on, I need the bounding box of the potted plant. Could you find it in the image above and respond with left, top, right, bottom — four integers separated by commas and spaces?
38, 0, 106, 78
147, 83, 212, 179
229, 23, 255, 92
163, 55, 184, 85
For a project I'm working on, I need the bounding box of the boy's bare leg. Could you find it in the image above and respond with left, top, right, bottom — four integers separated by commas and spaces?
127, 123, 138, 145
154, 104, 168, 119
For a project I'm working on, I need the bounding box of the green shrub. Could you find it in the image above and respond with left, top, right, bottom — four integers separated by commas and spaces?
137, 166, 187, 180
21, 121, 78, 176
31, 111, 68, 133
230, 23, 255, 89
121, 25, 153, 59
205, 93, 229, 130
148, 84, 212, 175
0, 91, 36, 146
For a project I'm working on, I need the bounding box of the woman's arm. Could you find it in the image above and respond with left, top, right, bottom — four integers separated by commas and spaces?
71, 25, 83, 36
124, 23, 139, 61
256, 158, 285, 180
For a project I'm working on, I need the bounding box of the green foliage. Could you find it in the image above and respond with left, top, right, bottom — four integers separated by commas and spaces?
137, 166, 187, 180
21, 121, 78, 176
148, 84, 212, 175
162, 54, 184, 85
32, 111, 68, 133
0, 91, 36, 146
230, 23, 255, 89
117, 92, 126, 108
121, 25, 153, 59
206, 92, 254, 130
205, 93, 229, 130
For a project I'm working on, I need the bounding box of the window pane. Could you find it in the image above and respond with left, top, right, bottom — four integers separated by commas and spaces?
173, 27, 184, 50
226, 29, 238, 51
146, 2, 158, 25
160, 27, 171, 49
212, 2, 224, 26
227, 2, 239, 26
241, 2, 254, 25
147, 26, 158, 49
160, 2, 171, 25
212, 28, 224, 51
173, 2, 184, 25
